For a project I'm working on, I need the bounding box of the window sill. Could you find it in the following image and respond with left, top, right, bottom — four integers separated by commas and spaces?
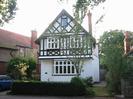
52, 74, 77, 76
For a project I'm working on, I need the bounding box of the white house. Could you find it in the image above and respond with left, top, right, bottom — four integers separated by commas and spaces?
36, 9, 99, 82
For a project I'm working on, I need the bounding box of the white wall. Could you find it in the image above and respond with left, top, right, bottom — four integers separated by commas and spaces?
41, 59, 99, 82
40, 59, 75, 82
80, 56, 99, 82
40, 45, 99, 82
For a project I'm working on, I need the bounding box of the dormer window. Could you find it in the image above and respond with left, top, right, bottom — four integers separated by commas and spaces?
61, 15, 68, 28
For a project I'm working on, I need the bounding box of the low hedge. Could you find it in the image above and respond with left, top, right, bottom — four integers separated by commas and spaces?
11, 81, 86, 96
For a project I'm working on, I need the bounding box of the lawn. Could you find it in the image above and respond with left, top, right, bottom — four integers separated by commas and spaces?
93, 85, 109, 96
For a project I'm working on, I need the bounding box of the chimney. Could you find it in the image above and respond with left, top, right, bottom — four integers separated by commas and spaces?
124, 31, 130, 54
31, 30, 37, 49
87, 10, 92, 35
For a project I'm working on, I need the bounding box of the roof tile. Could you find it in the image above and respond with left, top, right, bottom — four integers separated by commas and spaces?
0, 28, 31, 49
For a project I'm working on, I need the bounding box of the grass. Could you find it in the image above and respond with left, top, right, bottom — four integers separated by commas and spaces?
93, 85, 109, 96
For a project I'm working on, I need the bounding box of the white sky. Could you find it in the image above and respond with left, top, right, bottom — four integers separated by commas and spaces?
2, 0, 133, 39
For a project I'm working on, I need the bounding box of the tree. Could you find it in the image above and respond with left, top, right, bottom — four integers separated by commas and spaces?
99, 30, 127, 94
59, 0, 106, 24
57, 0, 101, 77
65, 32, 93, 76
0, 0, 17, 26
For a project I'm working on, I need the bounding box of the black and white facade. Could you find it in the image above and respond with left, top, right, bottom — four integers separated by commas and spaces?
36, 10, 99, 82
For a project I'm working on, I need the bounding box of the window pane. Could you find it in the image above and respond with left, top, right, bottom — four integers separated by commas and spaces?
64, 66, 66, 73
68, 66, 70, 73
60, 66, 62, 73
60, 61, 62, 65
56, 66, 58, 73
61, 16, 68, 27
52, 43, 54, 48
56, 61, 58, 65
72, 66, 74, 73
55, 43, 57, 48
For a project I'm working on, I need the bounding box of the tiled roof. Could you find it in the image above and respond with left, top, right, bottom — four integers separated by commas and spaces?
0, 28, 31, 49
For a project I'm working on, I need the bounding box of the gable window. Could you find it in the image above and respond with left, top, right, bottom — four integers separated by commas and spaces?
53, 60, 76, 75
61, 15, 68, 28
47, 37, 59, 49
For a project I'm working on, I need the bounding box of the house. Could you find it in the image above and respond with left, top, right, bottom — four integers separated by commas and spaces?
0, 29, 38, 75
36, 9, 99, 82
124, 31, 133, 56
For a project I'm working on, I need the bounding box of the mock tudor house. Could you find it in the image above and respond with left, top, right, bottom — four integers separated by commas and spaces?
36, 9, 99, 82
0, 29, 38, 74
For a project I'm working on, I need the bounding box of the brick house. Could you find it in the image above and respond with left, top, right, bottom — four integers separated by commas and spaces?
124, 31, 133, 56
0, 29, 38, 75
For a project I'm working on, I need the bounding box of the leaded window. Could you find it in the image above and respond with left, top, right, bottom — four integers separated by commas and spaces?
61, 15, 68, 28
53, 60, 76, 75
47, 37, 59, 49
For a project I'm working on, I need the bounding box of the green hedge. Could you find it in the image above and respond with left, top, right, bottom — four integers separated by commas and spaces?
11, 81, 86, 96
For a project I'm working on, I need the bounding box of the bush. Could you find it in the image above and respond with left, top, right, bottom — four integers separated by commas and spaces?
7, 57, 36, 80
82, 77, 93, 87
71, 77, 94, 96
71, 77, 85, 86
11, 81, 86, 96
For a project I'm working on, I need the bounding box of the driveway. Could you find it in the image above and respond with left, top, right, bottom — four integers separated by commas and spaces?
0, 90, 115, 99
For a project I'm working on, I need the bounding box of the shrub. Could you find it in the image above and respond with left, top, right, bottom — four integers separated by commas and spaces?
82, 77, 93, 87
71, 77, 86, 87
7, 57, 28, 79
11, 81, 86, 96
71, 77, 94, 96
7, 57, 36, 80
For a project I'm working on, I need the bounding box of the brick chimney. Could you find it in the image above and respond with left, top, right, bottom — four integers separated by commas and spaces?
87, 10, 92, 35
124, 31, 130, 54
31, 30, 37, 49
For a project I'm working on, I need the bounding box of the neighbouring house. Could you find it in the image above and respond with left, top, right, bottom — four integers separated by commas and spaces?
36, 9, 99, 82
0, 29, 39, 75
124, 31, 133, 56
122, 31, 133, 98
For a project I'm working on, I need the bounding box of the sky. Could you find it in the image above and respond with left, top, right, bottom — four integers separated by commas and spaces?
2, 0, 133, 39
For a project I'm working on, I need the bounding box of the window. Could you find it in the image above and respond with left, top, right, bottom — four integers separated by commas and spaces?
47, 37, 59, 49
53, 60, 76, 75
70, 36, 83, 48
61, 15, 68, 28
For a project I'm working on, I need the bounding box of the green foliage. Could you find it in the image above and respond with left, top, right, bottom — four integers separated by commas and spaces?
11, 81, 86, 96
82, 77, 93, 87
59, 0, 106, 24
7, 57, 27, 79
71, 77, 94, 96
99, 30, 127, 94
71, 77, 86, 87
0, 0, 17, 26
26, 57, 36, 79
74, 0, 106, 23
7, 57, 36, 80
123, 57, 133, 79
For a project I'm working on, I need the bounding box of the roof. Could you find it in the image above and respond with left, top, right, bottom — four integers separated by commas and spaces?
0, 28, 31, 49
36, 9, 91, 44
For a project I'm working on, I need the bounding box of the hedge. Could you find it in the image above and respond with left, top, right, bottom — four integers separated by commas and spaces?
11, 81, 86, 96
